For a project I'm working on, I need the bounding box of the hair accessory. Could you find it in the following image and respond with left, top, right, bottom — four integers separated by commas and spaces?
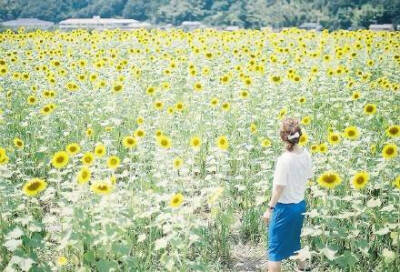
287, 131, 300, 140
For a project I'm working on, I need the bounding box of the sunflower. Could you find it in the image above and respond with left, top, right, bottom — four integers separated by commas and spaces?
244, 77, 252, 86
169, 193, 184, 208
385, 125, 399, 138
298, 133, 308, 146
157, 135, 171, 149
370, 143, 377, 154
167, 107, 174, 114
107, 155, 120, 169
154, 100, 164, 110
13, 138, 24, 149
317, 171, 342, 189
270, 75, 282, 84
194, 82, 203, 91
66, 81, 79, 92
112, 82, 124, 93
261, 138, 271, 147
0, 154, 8, 165
82, 152, 94, 166
310, 144, 319, 153
277, 108, 287, 120
351, 171, 369, 190
363, 103, 377, 115
27, 95, 36, 105
57, 256, 68, 266
210, 97, 219, 107
134, 128, 145, 138
250, 123, 257, 134
351, 91, 361, 100
86, 128, 93, 137
77, 167, 91, 184
217, 136, 229, 150
66, 143, 80, 155
173, 157, 183, 169
190, 136, 202, 150
239, 90, 249, 99
175, 102, 184, 111
298, 97, 306, 104
136, 116, 144, 125
123, 136, 137, 149
146, 86, 156, 95
94, 143, 106, 157
110, 175, 117, 185
382, 143, 398, 160
393, 175, 400, 189
91, 180, 113, 195
221, 102, 230, 111
51, 151, 69, 169
301, 116, 311, 125
318, 143, 328, 153
40, 104, 53, 115
343, 126, 360, 140
328, 132, 341, 145
22, 178, 47, 197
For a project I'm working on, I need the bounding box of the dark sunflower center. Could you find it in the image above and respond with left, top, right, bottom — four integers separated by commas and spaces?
56, 156, 64, 163
356, 177, 364, 184
28, 182, 40, 191
389, 127, 398, 135
348, 130, 355, 136
323, 175, 336, 184
386, 148, 394, 155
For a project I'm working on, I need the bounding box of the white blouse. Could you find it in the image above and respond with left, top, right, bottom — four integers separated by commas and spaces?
272, 147, 313, 204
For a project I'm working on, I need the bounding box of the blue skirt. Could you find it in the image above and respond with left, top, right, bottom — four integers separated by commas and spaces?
267, 199, 306, 262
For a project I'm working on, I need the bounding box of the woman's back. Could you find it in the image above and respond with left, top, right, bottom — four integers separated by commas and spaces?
273, 147, 313, 204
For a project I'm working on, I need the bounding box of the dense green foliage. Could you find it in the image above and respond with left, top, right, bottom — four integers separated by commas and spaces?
0, 0, 399, 30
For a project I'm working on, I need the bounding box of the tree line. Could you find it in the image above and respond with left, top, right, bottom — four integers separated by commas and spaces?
0, 0, 399, 30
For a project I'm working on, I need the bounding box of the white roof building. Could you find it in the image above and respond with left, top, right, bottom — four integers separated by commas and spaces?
369, 24, 394, 31
180, 21, 205, 31
225, 26, 240, 31
0, 18, 54, 29
59, 16, 139, 30
299, 22, 323, 31
128, 22, 152, 29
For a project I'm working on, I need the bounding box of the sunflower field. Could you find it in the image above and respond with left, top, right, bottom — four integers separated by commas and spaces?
0, 27, 399, 271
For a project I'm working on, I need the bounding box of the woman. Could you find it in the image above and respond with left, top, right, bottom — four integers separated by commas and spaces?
262, 117, 313, 272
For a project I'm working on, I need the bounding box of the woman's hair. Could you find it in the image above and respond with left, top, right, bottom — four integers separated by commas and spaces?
280, 117, 302, 152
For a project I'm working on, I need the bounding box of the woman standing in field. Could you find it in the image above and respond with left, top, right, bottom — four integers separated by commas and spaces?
262, 117, 313, 272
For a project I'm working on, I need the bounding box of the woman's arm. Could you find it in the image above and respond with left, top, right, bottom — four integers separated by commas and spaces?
268, 184, 285, 207
262, 184, 285, 224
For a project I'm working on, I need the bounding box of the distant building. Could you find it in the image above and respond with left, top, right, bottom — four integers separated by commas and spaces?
128, 22, 152, 30
59, 16, 139, 30
158, 24, 174, 30
261, 26, 274, 32
180, 21, 205, 31
0, 18, 54, 30
225, 26, 240, 31
369, 24, 394, 31
298, 22, 323, 31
